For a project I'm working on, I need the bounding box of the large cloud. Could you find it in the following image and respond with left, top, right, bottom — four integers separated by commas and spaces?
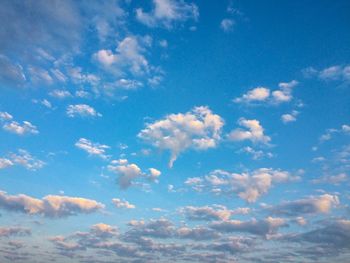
185, 168, 300, 202
138, 106, 224, 167
0, 191, 104, 218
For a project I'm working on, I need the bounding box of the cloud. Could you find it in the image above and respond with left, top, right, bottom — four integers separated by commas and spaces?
220, 18, 235, 32
234, 80, 298, 105
8, 149, 45, 171
126, 218, 175, 239
66, 104, 102, 118
179, 205, 232, 221
112, 198, 136, 209
0, 112, 38, 135
303, 64, 350, 86
312, 173, 348, 185
94, 36, 153, 77
138, 106, 224, 167
0, 190, 104, 218
75, 138, 110, 159
135, 0, 199, 29
0, 226, 31, 237
49, 89, 73, 99
0, 55, 26, 87
108, 161, 142, 189
0, 158, 13, 169
269, 194, 339, 216
185, 168, 299, 202
228, 118, 271, 144
239, 146, 273, 160
0, 111, 13, 121
281, 110, 299, 124
319, 124, 350, 142
148, 168, 162, 182
210, 217, 287, 237
176, 226, 220, 240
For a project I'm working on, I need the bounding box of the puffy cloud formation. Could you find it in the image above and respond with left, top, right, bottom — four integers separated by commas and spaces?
49, 89, 73, 99
270, 194, 339, 216
66, 104, 102, 118
239, 146, 273, 160
303, 64, 350, 85
0, 190, 104, 218
179, 205, 232, 221
135, 0, 199, 29
108, 159, 161, 189
0, 111, 38, 135
112, 198, 136, 209
0, 149, 45, 171
138, 106, 224, 167
0, 226, 31, 237
281, 110, 299, 124
228, 118, 271, 144
319, 124, 350, 142
75, 138, 110, 159
185, 168, 299, 202
210, 217, 287, 237
90, 223, 118, 238
234, 80, 298, 105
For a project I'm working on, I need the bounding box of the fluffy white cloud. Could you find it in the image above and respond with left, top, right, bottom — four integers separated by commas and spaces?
3, 120, 38, 135
0, 158, 13, 169
0, 111, 13, 121
49, 89, 73, 99
234, 80, 298, 105
138, 106, 224, 167
210, 217, 287, 237
135, 0, 199, 29
228, 118, 271, 144
112, 198, 136, 209
185, 168, 299, 202
239, 146, 273, 160
0, 190, 104, 218
179, 205, 232, 221
148, 168, 161, 182
75, 138, 110, 159
303, 64, 350, 85
66, 104, 102, 118
281, 110, 299, 124
8, 149, 45, 171
270, 194, 339, 216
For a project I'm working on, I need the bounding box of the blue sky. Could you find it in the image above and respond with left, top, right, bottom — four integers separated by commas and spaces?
0, 0, 350, 262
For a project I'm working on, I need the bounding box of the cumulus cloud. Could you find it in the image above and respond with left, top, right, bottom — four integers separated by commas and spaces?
0, 190, 104, 218
303, 64, 350, 86
281, 110, 299, 124
112, 198, 136, 209
49, 89, 73, 99
75, 138, 110, 159
0, 112, 38, 135
269, 194, 339, 216
179, 205, 232, 221
0, 158, 13, 169
8, 149, 45, 171
135, 0, 199, 29
210, 217, 287, 237
67, 104, 102, 118
239, 146, 273, 160
176, 226, 220, 240
319, 124, 350, 142
108, 161, 142, 189
228, 118, 271, 144
138, 106, 224, 167
185, 168, 299, 202
234, 80, 298, 105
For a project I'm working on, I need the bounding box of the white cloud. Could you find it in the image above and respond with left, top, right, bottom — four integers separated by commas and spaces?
281, 110, 299, 124
112, 198, 136, 209
148, 168, 161, 182
0, 158, 13, 169
28, 66, 53, 85
67, 104, 102, 118
239, 146, 273, 160
228, 118, 271, 144
303, 64, 350, 85
138, 106, 224, 167
49, 89, 73, 99
0, 190, 104, 218
234, 80, 298, 105
179, 205, 232, 221
75, 138, 110, 159
185, 168, 299, 202
1, 112, 38, 135
9, 149, 45, 171
0, 111, 13, 121
220, 18, 235, 32
135, 0, 199, 29
270, 194, 339, 216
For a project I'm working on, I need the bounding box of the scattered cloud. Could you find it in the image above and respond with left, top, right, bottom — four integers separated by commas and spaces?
228, 118, 271, 144
0, 190, 104, 218
303, 64, 350, 86
0, 226, 31, 237
135, 0, 199, 29
138, 106, 224, 167
112, 198, 136, 209
67, 104, 102, 118
281, 110, 299, 124
75, 138, 110, 159
179, 205, 232, 221
220, 19, 235, 32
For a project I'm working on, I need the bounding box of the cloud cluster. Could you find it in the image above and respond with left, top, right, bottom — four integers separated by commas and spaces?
0, 111, 38, 135
228, 118, 271, 144
0, 190, 104, 218
66, 104, 102, 118
75, 138, 110, 159
135, 0, 199, 29
0, 226, 31, 237
112, 198, 136, 209
138, 106, 224, 167
108, 159, 161, 189
185, 168, 300, 202
303, 64, 350, 86
234, 80, 298, 105
0, 149, 45, 171
179, 205, 233, 221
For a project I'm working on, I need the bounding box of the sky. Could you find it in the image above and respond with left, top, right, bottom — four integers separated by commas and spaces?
0, 0, 350, 262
